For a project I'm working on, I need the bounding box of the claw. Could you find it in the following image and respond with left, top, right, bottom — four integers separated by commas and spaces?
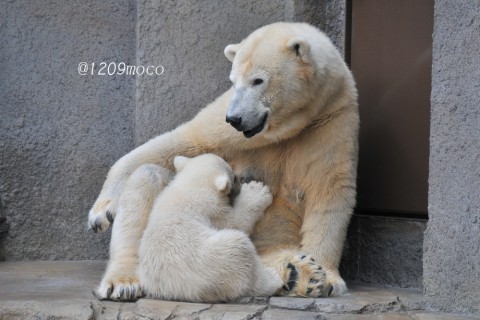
327, 285, 334, 297
92, 224, 98, 233
106, 211, 114, 223
94, 217, 103, 232
106, 285, 113, 299
118, 288, 124, 299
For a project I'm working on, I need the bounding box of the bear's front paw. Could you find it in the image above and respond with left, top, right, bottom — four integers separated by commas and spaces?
241, 181, 273, 210
279, 254, 332, 298
325, 270, 348, 297
94, 275, 143, 301
88, 198, 117, 233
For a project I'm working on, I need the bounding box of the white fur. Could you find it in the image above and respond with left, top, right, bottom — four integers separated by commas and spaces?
91, 22, 359, 300
138, 154, 281, 302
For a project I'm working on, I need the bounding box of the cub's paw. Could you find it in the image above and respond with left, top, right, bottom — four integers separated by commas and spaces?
94, 275, 143, 301
279, 254, 332, 298
88, 198, 117, 233
241, 181, 273, 210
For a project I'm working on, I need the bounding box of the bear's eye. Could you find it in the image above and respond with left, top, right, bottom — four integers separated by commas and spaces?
253, 78, 264, 86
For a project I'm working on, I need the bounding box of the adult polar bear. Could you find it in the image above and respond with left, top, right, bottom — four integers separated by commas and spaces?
89, 22, 359, 300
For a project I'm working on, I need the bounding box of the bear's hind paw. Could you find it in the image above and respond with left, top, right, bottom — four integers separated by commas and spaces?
279, 254, 332, 298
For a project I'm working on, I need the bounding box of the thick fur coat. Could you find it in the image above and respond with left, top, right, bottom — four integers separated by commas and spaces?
90, 22, 359, 300
138, 154, 281, 302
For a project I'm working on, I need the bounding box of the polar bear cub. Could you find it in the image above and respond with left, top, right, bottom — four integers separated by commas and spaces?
138, 153, 283, 302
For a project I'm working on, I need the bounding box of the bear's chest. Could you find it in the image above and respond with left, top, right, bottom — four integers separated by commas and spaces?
228, 163, 306, 212
224, 149, 309, 211
236, 167, 264, 184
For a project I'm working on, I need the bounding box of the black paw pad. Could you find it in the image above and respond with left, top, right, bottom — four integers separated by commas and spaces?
283, 263, 298, 292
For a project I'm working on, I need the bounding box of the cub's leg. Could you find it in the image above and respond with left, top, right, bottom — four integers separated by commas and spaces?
220, 181, 272, 234
94, 164, 172, 301
198, 229, 280, 302
261, 248, 332, 298
250, 258, 283, 297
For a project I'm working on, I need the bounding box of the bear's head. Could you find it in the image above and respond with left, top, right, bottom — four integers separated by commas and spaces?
173, 154, 235, 196
224, 22, 352, 141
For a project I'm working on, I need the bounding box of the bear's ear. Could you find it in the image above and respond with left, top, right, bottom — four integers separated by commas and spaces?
224, 43, 240, 62
174, 156, 190, 172
214, 173, 231, 194
287, 37, 310, 63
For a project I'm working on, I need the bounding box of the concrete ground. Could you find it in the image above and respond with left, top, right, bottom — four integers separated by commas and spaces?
0, 261, 477, 320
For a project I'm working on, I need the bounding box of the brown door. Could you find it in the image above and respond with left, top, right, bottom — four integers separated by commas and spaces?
350, 0, 434, 214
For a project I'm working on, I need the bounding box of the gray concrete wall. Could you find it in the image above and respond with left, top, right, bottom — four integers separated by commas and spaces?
7, 2, 480, 315
291, 0, 346, 55
423, 0, 480, 314
134, 0, 346, 145
0, 0, 137, 260
1, 1, 346, 260
135, 0, 291, 144
341, 216, 425, 290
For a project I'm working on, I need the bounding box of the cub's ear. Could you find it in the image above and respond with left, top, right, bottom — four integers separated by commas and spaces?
287, 37, 310, 63
224, 43, 240, 62
214, 173, 232, 194
174, 156, 190, 172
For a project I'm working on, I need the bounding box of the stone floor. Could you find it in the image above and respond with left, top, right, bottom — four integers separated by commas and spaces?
0, 261, 478, 320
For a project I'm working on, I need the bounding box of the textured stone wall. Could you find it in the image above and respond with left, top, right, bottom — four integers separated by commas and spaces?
423, 0, 480, 314
1, 0, 346, 260
134, 0, 346, 145
0, 0, 136, 260
3, 1, 479, 315
341, 216, 425, 290
135, 0, 291, 144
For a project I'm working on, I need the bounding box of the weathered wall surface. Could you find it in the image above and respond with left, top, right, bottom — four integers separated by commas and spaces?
424, 0, 480, 314
135, 0, 291, 144
341, 216, 425, 289
291, 0, 346, 54
3, 1, 477, 315
135, 0, 347, 144
0, 0, 137, 260
1, 0, 346, 260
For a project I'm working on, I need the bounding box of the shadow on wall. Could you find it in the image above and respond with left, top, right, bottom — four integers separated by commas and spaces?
0, 197, 8, 261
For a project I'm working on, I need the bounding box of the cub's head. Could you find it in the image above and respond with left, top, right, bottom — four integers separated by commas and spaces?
173, 154, 234, 196
224, 22, 349, 141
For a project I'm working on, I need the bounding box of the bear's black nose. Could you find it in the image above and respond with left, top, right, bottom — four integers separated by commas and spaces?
226, 115, 243, 130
